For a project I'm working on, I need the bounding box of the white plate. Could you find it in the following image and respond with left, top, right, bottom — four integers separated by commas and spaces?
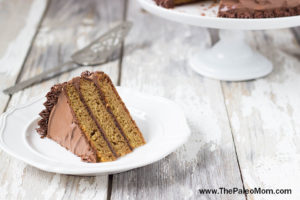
0, 87, 190, 175
138, 0, 300, 30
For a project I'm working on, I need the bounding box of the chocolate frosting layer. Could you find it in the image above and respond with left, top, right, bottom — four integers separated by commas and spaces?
37, 84, 64, 137
36, 81, 97, 162
218, 0, 300, 18
47, 91, 97, 162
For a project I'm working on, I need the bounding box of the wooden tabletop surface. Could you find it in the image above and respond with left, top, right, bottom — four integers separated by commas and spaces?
0, 0, 299, 199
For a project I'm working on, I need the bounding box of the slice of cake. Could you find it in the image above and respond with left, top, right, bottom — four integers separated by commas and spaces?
36, 71, 145, 162
218, 0, 300, 18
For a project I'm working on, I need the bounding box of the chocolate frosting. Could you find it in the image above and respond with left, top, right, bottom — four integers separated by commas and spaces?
36, 82, 97, 162
37, 84, 64, 137
47, 91, 97, 162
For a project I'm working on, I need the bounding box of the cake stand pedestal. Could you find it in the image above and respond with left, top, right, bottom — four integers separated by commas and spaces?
189, 30, 272, 81
137, 0, 300, 81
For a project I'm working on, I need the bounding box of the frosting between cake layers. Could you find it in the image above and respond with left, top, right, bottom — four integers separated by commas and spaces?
81, 71, 133, 151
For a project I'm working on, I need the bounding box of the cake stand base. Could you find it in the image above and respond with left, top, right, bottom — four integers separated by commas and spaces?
189, 30, 273, 81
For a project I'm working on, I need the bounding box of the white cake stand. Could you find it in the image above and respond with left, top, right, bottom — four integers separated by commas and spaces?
137, 0, 300, 81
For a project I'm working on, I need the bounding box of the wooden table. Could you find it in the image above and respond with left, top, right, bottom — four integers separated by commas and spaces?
0, 0, 299, 199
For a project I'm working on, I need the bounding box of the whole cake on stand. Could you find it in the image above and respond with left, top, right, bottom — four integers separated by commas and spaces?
154, 0, 300, 18
139, 0, 300, 81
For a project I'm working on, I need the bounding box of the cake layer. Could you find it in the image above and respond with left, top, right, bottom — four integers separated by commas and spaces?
218, 0, 300, 18
66, 83, 116, 162
79, 78, 132, 157
91, 72, 146, 148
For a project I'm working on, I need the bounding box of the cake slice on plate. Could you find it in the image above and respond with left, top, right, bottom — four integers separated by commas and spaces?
37, 71, 145, 162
